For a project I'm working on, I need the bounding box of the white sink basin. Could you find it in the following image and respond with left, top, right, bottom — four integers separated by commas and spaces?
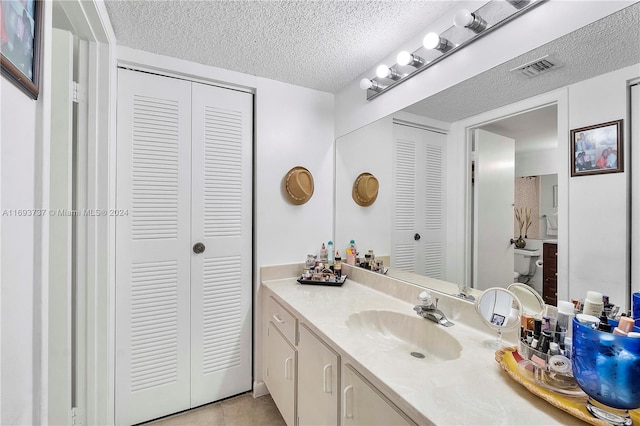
346, 310, 462, 361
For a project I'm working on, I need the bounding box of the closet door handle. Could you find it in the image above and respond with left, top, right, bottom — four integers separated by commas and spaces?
272, 314, 285, 324
193, 242, 206, 254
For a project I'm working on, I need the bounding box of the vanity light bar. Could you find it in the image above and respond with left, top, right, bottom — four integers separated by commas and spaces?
363, 0, 545, 101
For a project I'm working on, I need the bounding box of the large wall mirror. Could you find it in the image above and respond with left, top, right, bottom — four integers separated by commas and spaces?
335, 4, 639, 309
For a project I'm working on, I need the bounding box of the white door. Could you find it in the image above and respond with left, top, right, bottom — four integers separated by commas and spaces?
116, 69, 253, 424
392, 124, 447, 278
115, 69, 193, 425
190, 82, 253, 406
473, 129, 515, 291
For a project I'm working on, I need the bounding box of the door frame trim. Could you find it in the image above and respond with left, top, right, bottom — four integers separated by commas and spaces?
447, 88, 569, 299
52, 1, 116, 425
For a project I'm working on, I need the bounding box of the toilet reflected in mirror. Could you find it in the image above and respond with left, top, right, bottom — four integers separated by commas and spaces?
475, 287, 522, 349
514, 248, 540, 281
507, 283, 545, 316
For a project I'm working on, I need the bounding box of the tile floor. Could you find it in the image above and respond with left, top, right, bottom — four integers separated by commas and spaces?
144, 393, 286, 426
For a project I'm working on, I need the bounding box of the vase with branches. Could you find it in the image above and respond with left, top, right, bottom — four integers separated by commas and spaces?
514, 207, 533, 248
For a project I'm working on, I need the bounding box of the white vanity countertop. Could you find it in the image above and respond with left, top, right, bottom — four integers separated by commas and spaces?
262, 277, 580, 425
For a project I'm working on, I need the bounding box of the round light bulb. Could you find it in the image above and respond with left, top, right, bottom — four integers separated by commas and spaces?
396, 51, 412, 66
376, 64, 391, 79
423, 32, 441, 50
359, 78, 373, 90
453, 9, 474, 28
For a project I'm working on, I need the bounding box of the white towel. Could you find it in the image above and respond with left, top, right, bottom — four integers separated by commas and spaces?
546, 212, 558, 236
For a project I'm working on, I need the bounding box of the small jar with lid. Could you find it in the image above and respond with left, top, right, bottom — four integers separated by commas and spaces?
582, 291, 604, 317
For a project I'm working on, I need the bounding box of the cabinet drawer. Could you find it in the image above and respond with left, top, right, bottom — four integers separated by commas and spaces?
267, 296, 297, 344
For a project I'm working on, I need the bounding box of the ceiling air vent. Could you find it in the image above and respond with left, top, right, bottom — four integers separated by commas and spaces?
511, 55, 560, 77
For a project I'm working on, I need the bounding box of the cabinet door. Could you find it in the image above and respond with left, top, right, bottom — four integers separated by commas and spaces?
297, 324, 339, 426
265, 322, 297, 426
342, 364, 413, 426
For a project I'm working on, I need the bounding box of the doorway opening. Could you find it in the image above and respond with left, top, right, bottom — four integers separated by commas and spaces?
468, 103, 559, 297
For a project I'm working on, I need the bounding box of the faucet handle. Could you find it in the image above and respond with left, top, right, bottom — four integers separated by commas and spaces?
417, 291, 432, 305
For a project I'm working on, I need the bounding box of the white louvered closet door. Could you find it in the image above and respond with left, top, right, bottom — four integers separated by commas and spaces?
115, 69, 192, 425
392, 123, 447, 278
190, 83, 253, 406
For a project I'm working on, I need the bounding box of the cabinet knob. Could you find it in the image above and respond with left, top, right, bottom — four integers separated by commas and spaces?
193, 242, 206, 254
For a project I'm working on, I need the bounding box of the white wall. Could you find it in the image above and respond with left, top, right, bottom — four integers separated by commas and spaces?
1, 2, 52, 423
567, 64, 639, 308
334, 1, 635, 138
335, 116, 393, 257
515, 149, 558, 177
1, 78, 38, 426
114, 46, 335, 398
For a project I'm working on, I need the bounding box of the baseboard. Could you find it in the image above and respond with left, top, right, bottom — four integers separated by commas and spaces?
253, 381, 269, 397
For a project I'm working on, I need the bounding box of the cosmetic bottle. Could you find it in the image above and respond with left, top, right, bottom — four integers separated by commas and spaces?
556, 300, 575, 339
334, 251, 342, 277
582, 291, 604, 317
533, 317, 542, 339
327, 241, 334, 265
346, 240, 357, 265
597, 313, 612, 332
320, 243, 328, 263
539, 330, 551, 354
613, 316, 635, 336
545, 305, 558, 331
563, 336, 572, 358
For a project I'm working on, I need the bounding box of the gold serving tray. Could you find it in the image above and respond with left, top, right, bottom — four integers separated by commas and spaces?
495, 346, 640, 426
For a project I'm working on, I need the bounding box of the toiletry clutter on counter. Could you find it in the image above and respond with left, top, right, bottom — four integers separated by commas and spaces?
301, 241, 386, 283
515, 290, 640, 421
519, 291, 640, 366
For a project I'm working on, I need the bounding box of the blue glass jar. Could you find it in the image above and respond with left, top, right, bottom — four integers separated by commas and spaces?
572, 318, 640, 424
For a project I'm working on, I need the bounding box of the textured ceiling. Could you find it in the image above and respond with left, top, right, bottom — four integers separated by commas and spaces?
403, 3, 640, 122
103, 0, 458, 93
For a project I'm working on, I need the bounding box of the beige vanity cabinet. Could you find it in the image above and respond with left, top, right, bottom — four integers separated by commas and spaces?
297, 323, 340, 425
264, 297, 297, 426
342, 364, 415, 426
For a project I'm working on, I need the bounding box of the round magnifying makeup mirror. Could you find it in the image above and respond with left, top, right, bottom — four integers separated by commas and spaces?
507, 283, 545, 317
475, 287, 522, 349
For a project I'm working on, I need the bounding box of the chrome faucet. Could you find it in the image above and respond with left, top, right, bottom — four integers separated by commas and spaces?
413, 291, 454, 327
456, 285, 475, 302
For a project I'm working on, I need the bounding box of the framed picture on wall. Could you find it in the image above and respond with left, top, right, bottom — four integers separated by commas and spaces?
1, 0, 43, 99
571, 119, 623, 177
